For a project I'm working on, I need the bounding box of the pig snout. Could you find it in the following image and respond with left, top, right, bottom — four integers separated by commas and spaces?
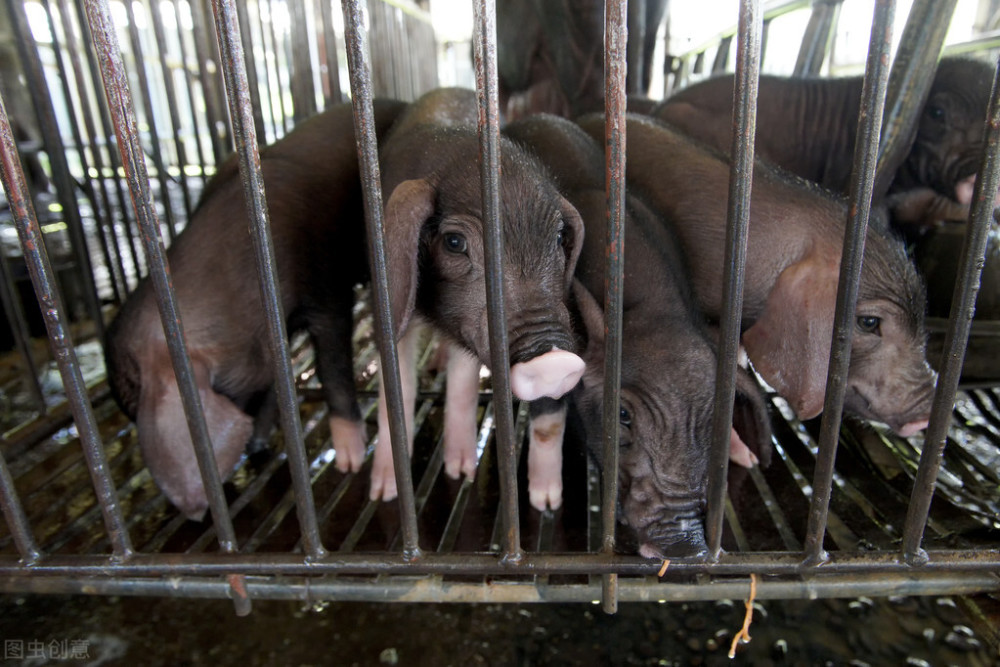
954, 173, 1000, 209
636, 516, 709, 560
509, 348, 585, 400
897, 419, 930, 437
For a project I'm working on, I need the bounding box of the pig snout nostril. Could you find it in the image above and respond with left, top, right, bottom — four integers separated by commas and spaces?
509, 349, 585, 400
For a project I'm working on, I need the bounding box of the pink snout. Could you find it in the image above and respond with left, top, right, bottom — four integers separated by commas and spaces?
509, 349, 585, 401
896, 419, 930, 438
955, 174, 1000, 209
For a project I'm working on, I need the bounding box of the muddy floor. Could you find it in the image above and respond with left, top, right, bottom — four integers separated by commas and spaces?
1, 590, 999, 666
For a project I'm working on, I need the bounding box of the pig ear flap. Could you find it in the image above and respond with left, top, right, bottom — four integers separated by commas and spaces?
384, 178, 436, 339
733, 369, 773, 468
571, 279, 605, 365
558, 196, 585, 290
741, 255, 838, 421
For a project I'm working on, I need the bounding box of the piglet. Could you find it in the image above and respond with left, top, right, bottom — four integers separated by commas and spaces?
578, 114, 936, 437
505, 114, 772, 556
105, 100, 408, 520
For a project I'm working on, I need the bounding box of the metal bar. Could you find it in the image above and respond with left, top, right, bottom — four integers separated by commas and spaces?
2, 549, 1000, 577
148, 0, 195, 221
267, 0, 293, 134
0, 241, 47, 414
232, 0, 267, 141
793, 0, 842, 77
168, 0, 211, 183
5, 0, 107, 348
599, 0, 628, 616
318, 0, 343, 105
0, 445, 41, 563
189, 0, 229, 163
704, 0, 763, 561
873, 0, 958, 199
210, 0, 325, 561
472, 0, 521, 564
341, 0, 421, 559
123, 0, 180, 241
252, 0, 281, 142
56, 0, 130, 302
71, 0, 145, 284
1, 571, 997, 604
901, 55, 1000, 565
0, 88, 133, 561
802, 0, 895, 566
40, 0, 124, 306
288, 0, 316, 122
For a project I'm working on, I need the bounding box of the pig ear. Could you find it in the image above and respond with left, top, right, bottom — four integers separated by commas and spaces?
733, 369, 773, 468
384, 178, 436, 339
741, 254, 838, 421
571, 279, 605, 365
558, 196, 585, 290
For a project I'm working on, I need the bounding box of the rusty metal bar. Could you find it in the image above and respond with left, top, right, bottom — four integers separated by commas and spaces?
0, 89, 133, 561
341, 0, 422, 559
251, 1, 281, 142
704, 0, 762, 561
167, 0, 211, 181
874, 0, 959, 199
0, 244, 47, 414
472, 0, 522, 564
148, 0, 195, 221
188, 0, 229, 163
5, 0, 107, 347
802, 0, 895, 566
123, 0, 180, 241
232, 0, 267, 142
318, 0, 342, 105
600, 0, 628, 616
793, 0, 842, 77
901, 55, 1000, 565
210, 0, 325, 562
0, 445, 40, 563
2, 549, 1000, 577
55, 0, 130, 302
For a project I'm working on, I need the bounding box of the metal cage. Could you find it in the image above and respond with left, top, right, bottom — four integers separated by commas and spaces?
0, 0, 999, 623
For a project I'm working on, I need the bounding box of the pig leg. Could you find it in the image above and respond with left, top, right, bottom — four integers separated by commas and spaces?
308, 305, 367, 474
371, 324, 418, 500
527, 397, 567, 511
443, 345, 482, 480
245, 388, 277, 457
728, 428, 759, 468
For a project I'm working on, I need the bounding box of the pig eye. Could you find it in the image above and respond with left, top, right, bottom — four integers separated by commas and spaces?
926, 104, 946, 122
619, 406, 632, 428
857, 315, 881, 335
556, 225, 566, 247
443, 232, 468, 254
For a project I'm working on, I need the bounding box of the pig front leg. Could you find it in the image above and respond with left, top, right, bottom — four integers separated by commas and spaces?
371, 324, 418, 500
443, 345, 482, 479
527, 397, 568, 511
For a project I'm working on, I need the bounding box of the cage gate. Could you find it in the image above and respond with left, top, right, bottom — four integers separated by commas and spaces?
0, 0, 998, 626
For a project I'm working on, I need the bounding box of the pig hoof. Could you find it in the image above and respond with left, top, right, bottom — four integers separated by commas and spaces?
729, 427, 758, 469
369, 459, 398, 501
528, 482, 563, 512
330, 416, 366, 473
443, 446, 478, 480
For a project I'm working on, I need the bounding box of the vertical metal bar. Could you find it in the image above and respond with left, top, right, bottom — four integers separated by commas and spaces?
168, 0, 211, 182
802, 0, 895, 566
232, 0, 267, 141
252, 0, 280, 142
0, 245, 47, 413
0, 446, 40, 563
341, 0, 422, 559
472, 0, 522, 563
0, 90, 134, 561
123, 0, 180, 241
901, 55, 1000, 565
600, 0, 628, 616
273, 0, 295, 130
71, 0, 145, 283
704, 0, 763, 561
874, 0, 958, 199
148, 0, 195, 221
41, 0, 124, 305
189, 0, 229, 162
5, 0, 107, 347
54, 0, 130, 303
318, 0, 343, 105
793, 0, 841, 77
85, 0, 255, 614
210, 0, 326, 562
288, 0, 316, 122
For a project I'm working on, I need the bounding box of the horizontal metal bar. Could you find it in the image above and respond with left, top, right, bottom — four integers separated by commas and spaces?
2, 550, 1000, 578
0, 571, 996, 604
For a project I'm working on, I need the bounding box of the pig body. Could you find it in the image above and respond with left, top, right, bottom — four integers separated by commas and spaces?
105, 100, 409, 520
578, 114, 936, 437
652, 57, 995, 228
366, 88, 587, 501
505, 114, 772, 557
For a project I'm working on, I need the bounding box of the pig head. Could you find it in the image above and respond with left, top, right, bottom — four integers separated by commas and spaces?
104, 100, 408, 520
579, 114, 936, 437
652, 56, 996, 228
